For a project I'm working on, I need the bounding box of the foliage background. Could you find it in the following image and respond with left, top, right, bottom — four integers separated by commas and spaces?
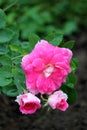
0, 0, 87, 38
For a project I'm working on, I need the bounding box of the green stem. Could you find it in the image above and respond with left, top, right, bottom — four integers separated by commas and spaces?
4, 0, 18, 12
11, 54, 24, 60
41, 94, 48, 102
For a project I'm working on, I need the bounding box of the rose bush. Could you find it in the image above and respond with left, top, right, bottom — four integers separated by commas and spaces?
48, 90, 69, 111
0, 8, 79, 115
21, 40, 72, 95
15, 93, 41, 114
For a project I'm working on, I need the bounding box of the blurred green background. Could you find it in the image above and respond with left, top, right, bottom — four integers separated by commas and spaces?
0, 0, 87, 40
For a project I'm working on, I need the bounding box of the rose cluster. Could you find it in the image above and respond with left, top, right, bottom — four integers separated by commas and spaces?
15, 40, 72, 114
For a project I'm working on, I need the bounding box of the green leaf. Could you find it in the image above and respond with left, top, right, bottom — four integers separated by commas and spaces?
21, 41, 31, 53
0, 76, 12, 87
62, 40, 75, 49
0, 67, 12, 87
0, 45, 9, 55
2, 85, 18, 97
0, 87, 1, 94
61, 86, 77, 105
0, 28, 14, 43
70, 58, 79, 71
29, 33, 40, 50
9, 42, 30, 55
0, 71, 12, 86
9, 44, 23, 53
63, 21, 78, 35
50, 35, 63, 46
0, 55, 12, 66
0, 9, 6, 29
67, 89, 77, 105
13, 67, 25, 94
45, 31, 63, 46
64, 72, 77, 89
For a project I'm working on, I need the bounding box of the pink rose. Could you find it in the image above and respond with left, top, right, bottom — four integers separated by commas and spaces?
15, 93, 41, 114
22, 40, 72, 94
48, 90, 69, 111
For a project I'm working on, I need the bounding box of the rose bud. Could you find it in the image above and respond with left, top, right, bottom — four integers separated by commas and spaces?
15, 93, 41, 114
48, 90, 69, 111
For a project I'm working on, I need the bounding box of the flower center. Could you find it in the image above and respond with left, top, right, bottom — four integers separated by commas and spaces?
24, 102, 35, 110
43, 64, 54, 78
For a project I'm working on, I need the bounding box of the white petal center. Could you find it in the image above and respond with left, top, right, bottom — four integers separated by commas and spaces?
44, 65, 54, 78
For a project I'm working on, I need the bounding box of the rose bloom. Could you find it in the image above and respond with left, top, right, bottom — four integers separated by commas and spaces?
48, 90, 69, 111
21, 40, 72, 94
15, 93, 41, 114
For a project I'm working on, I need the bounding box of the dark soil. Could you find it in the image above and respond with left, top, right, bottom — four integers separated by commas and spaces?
0, 31, 87, 130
